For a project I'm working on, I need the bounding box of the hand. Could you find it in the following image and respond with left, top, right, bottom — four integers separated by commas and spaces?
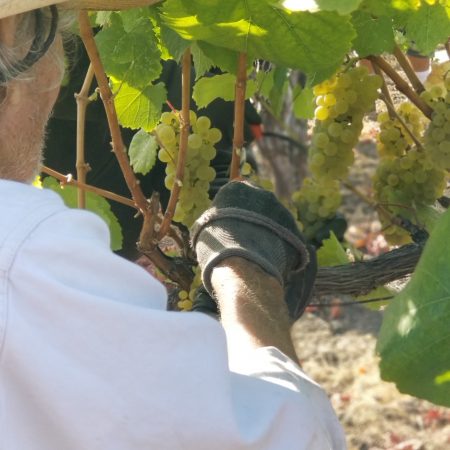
191, 181, 317, 319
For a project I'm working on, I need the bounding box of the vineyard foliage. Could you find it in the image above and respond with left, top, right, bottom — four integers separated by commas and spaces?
54, 0, 450, 406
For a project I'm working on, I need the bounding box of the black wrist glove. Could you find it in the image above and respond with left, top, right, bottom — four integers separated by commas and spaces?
192, 285, 219, 318
190, 181, 317, 319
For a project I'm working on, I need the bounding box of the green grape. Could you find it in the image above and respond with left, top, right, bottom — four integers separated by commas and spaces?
189, 110, 197, 126
314, 106, 329, 121
207, 128, 222, 144
197, 165, 216, 182
161, 111, 179, 127
188, 133, 202, 149
313, 132, 329, 148
327, 122, 342, 137
201, 145, 217, 161
195, 116, 211, 133
323, 93, 336, 106
156, 124, 176, 145
158, 148, 175, 163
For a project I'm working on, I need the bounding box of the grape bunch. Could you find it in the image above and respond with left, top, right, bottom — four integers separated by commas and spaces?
292, 178, 342, 240
377, 102, 426, 158
373, 149, 446, 244
310, 66, 382, 179
156, 110, 221, 228
177, 266, 202, 311
293, 66, 381, 240
423, 75, 450, 169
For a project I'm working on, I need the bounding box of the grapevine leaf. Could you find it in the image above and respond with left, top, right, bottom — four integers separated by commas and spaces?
191, 42, 215, 79
129, 129, 159, 175
95, 13, 162, 88
95, 11, 112, 26
196, 41, 239, 74
269, 66, 288, 117
192, 73, 257, 109
42, 177, 123, 251
113, 80, 167, 131
316, 0, 363, 15
357, 286, 393, 311
359, 0, 395, 17
376, 208, 450, 407
159, 23, 190, 61
351, 10, 395, 57
316, 231, 349, 267
401, 3, 450, 54
161, 0, 355, 84
293, 85, 315, 120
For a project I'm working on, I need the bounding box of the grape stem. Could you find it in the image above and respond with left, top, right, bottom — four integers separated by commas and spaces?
393, 45, 425, 94
42, 165, 136, 208
158, 48, 192, 240
75, 63, 95, 209
368, 55, 433, 119
371, 63, 395, 120
379, 93, 425, 151
230, 52, 248, 179
342, 181, 404, 226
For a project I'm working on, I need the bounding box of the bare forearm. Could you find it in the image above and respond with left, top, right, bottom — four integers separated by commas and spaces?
211, 257, 298, 364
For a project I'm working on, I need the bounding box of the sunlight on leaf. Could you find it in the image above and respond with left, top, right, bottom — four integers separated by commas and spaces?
435, 371, 450, 385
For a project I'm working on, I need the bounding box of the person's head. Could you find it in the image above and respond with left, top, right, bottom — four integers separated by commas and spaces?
0, 0, 159, 183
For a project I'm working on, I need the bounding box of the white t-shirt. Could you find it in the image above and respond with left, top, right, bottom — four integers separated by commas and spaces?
0, 180, 346, 449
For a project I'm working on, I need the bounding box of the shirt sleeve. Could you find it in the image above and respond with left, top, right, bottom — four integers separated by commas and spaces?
2, 208, 346, 450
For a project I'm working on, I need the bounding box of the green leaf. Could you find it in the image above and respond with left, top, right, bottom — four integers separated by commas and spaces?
357, 285, 393, 311
351, 10, 395, 57
293, 85, 315, 120
195, 41, 239, 74
113, 80, 167, 131
316, 0, 363, 15
269, 66, 288, 117
96, 12, 162, 88
359, 0, 395, 17
42, 177, 123, 251
401, 3, 450, 55
129, 129, 159, 175
191, 42, 215, 79
192, 73, 257, 108
95, 11, 112, 26
376, 208, 450, 407
161, 0, 355, 84
316, 232, 349, 266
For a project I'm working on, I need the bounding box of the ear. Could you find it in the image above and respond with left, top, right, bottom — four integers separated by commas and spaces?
0, 16, 19, 46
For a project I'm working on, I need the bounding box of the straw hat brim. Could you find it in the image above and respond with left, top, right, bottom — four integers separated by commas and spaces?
0, 1, 162, 20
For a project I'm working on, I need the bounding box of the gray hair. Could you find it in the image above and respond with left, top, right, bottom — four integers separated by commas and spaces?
0, 7, 73, 88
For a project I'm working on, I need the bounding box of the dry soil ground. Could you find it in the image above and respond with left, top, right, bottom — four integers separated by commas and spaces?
291, 124, 450, 450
